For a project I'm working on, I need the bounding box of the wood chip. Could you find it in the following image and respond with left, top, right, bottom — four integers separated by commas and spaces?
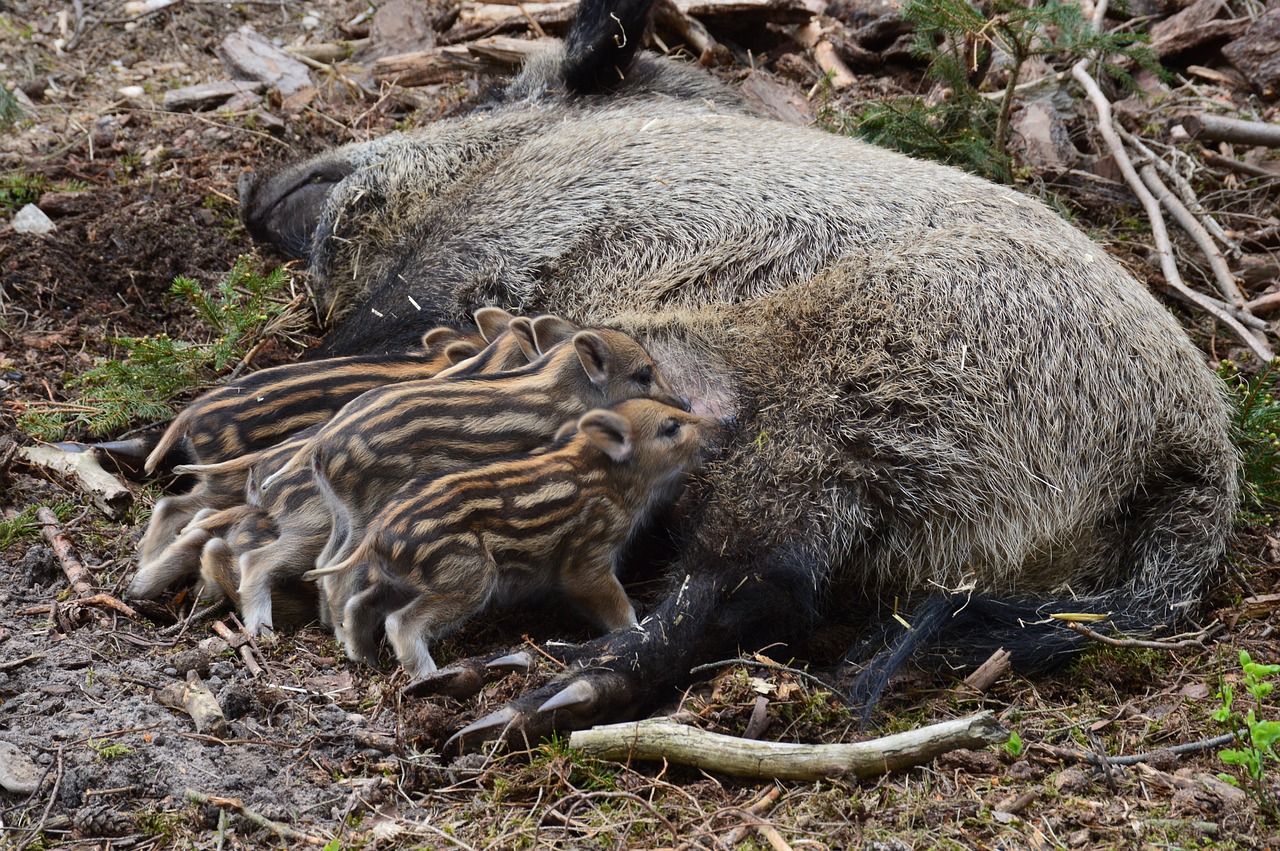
19, 445, 132, 519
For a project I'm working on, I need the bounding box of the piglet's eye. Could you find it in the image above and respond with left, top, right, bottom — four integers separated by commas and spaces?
633, 366, 654, 386
662, 419, 681, 437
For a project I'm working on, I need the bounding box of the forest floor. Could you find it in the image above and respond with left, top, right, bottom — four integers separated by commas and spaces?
2, 0, 1280, 848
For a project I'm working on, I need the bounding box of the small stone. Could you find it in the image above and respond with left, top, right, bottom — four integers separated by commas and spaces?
217, 30, 312, 95
0, 740, 42, 794
117, 85, 145, 99
1053, 766, 1090, 795
11, 204, 55, 234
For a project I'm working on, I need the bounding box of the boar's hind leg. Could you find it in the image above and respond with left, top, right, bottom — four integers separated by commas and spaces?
447, 536, 825, 750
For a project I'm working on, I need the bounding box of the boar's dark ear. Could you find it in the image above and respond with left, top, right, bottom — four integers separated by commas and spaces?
239, 160, 355, 260
579, 409, 634, 462
474, 307, 514, 342
562, 0, 654, 94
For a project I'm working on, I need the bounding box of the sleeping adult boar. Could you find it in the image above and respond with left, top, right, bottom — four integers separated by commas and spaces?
234, 0, 1236, 739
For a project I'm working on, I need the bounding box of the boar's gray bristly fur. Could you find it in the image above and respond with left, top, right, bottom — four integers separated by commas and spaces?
235, 0, 1237, 735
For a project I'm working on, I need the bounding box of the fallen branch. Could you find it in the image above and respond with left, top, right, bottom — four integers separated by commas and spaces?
568, 711, 1008, 781
21, 445, 132, 519
1113, 123, 1240, 258
1247, 292, 1280, 315
722, 786, 783, 847
653, 0, 728, 65
1031, 730, 1240, 767
212, 619, 265, 677
1070, 61, 1273, 362
1181, 113, 1280, 149
1201, 149, 1280, 180
37, 507, 94, 596
1137, 163, 1246, 308
16, 593, 137, 619
1065, 621, 1212, 650
0, 653, 45, 672
185, 789, 326, 846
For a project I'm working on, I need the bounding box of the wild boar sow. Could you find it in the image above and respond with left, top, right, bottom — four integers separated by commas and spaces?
234, 0, 1236, 736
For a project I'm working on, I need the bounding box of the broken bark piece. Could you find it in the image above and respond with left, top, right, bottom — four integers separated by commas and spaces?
568, 711, 1009, 781
960, 648, 1012, 694
1149, 0, 1245, 57
162, 81, 265, 112
374, 38, 551, 86
456, 1, 576, 32
795, 21, 855, 90
218, 30, 313, 96
156, 670, 229, 738
671, 0, 812, 24
654, 0, 730, 65
18, 445, 132, 519
1223, 7, 1280, 98
0, 740, 42, 795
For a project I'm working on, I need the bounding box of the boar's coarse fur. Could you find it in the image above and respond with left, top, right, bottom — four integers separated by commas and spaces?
232, 0, 1236, 733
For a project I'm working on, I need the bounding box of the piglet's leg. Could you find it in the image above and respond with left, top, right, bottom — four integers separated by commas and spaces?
562, 568, 638, 632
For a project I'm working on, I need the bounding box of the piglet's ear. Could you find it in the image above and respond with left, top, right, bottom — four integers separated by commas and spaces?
572, 331, 612, 385
420, 326, 461, 350
474, 307, 514, 342
508, 317, 540, 361
579, 409, 633, 462
444, 340, 482, 365
532, 314, 580, 354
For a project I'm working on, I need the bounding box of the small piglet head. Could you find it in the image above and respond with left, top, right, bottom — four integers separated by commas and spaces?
537, 319, 685, 411
579, 399, 718, 484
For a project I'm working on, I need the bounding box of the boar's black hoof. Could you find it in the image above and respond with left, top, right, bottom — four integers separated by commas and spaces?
444, 706, 519, 754
536, 679, 598, 715
445, 667, 641, 753
485, 651, 534, 675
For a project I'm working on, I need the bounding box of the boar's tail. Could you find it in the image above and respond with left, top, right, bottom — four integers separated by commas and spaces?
562, 0, 654, 94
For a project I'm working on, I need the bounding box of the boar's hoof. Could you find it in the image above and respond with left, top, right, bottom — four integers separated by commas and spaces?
485, 651, 534, 675
403, 663, 488, 700
536, 679, 599, 715
444, 707, 519, 754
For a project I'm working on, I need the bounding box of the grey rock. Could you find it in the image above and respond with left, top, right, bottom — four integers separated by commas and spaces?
0, 740, 42, 795
11, 204, 55, 234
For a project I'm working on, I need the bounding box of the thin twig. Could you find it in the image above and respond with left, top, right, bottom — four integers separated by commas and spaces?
15, 747, 63, 851
1137, 162, 1247, 308
1065, 621, 1211, 650
1114, 123, 1241, 258
688, 657, 847, 704
1070, 61, 1273, 362
185, 790, 327, 845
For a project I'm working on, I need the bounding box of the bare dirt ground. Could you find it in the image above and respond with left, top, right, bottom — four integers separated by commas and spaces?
2, 0, 1280, 848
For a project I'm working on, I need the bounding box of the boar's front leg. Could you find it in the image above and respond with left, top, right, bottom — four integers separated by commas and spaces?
446, 529, 825, 750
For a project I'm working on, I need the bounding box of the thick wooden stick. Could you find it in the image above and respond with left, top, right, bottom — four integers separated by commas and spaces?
37, 507, 94, 596
1181, 113, 1280, 149
185, 790, 326, 846
568, 712, 1008, 781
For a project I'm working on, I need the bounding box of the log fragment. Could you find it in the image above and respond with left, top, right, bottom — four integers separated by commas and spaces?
156, 670, 229, 738
671, 0, 811, 24
373, 37, 551, 86
19, 445, 132, 519
1180, 113, 1280, 149
1223, 7, 1280, 98
568, 711, 1009, 781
